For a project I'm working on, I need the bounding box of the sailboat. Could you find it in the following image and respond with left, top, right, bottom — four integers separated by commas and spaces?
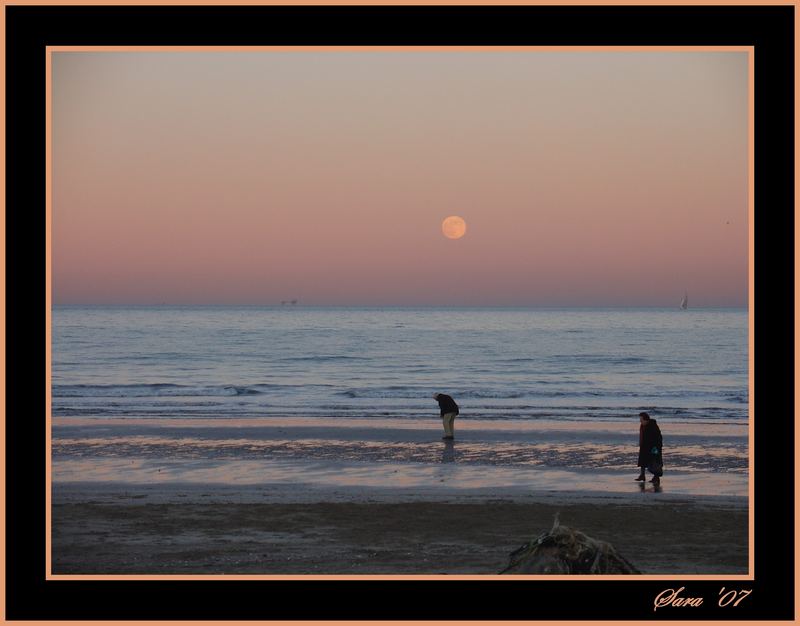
680, 291, 688, 310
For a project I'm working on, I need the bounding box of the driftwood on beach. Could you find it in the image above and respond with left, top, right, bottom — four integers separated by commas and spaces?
500, 514, 641, 574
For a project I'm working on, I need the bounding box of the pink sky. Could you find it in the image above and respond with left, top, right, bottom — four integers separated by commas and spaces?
52, 50, 749, 306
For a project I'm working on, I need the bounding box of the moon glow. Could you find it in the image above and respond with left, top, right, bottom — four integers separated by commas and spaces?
441, 216, 467, 239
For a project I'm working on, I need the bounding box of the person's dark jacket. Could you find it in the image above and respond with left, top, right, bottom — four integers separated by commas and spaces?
638, 419, 663, 467
436, 394, 459, 417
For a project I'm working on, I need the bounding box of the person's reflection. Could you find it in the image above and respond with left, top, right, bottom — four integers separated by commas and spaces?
637, 481, 663, 494
441, 439, 455, 463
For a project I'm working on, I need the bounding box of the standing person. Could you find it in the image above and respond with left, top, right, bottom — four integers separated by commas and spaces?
636, 412, 663, 484
432, 393, 459, 440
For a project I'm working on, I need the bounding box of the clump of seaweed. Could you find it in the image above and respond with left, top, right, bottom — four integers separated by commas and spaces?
500, 514, 641, 574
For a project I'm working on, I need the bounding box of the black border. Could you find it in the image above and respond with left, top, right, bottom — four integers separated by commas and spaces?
7, 4, 794, 621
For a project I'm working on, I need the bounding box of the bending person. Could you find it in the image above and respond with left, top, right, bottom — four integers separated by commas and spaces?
432, 392, 460, 440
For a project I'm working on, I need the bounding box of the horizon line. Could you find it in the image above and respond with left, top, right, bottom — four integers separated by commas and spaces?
51, 302, 749, 309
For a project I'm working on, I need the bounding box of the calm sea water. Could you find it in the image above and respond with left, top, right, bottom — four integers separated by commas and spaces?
52, 306, 748, 424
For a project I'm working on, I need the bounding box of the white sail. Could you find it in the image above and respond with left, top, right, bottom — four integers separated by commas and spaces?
680, 292, 688, 310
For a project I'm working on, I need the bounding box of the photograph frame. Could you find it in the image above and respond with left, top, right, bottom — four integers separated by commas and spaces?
5, 2, 796, 622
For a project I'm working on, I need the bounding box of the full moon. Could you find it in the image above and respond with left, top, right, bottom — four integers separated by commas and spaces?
441, 215, 467, 239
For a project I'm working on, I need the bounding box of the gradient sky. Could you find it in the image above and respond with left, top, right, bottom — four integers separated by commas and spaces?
53, 50, 749, 306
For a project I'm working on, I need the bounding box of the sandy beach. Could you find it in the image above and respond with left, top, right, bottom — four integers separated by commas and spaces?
52, 482, 748, 575
51, 416, 749, 576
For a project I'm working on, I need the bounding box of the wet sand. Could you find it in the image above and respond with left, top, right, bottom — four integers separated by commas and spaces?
51, 484, 748, 575
51, 418, 749, 575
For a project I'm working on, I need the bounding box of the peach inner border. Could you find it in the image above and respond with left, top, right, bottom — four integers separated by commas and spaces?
42, 45, 755, 584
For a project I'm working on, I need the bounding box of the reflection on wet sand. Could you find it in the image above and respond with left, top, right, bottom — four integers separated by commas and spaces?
441, 439, 455, 464
638, 481, 663, 494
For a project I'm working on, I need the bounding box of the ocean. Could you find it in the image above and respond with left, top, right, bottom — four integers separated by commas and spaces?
51, 306, 749, 493
52, 306, 747, 422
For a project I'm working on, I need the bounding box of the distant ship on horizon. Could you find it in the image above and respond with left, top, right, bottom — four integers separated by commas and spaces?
680, 291, 688, 310
281, 299, 299, 306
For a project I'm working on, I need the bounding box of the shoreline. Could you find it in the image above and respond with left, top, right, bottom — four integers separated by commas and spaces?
52, 415, 750, 432
53, 480, 748, 508
51, 413, 750, 575
51, 456, 749, 498
52, 415, 749, 498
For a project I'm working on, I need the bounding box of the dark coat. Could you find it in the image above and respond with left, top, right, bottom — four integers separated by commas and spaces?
637, 419, 663, 468
436, 394, 459, 417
